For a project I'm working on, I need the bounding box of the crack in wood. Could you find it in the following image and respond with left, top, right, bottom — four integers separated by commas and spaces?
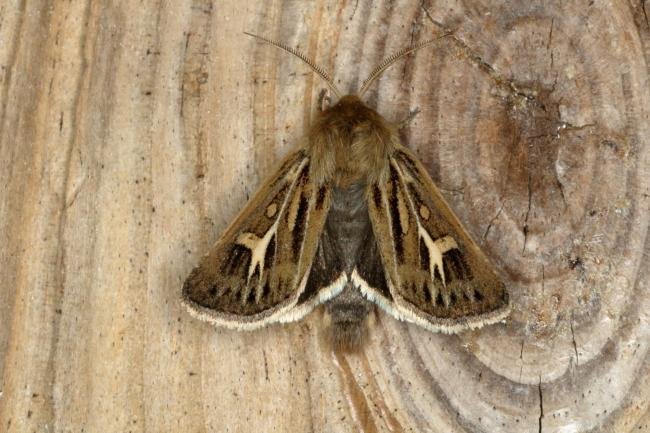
570, 311, 579, 366
538, 377, 544, 433
64, 177, 87, 209
482, 204, 503, 240
519, 340, 525, 382
350, 0, 359, 21
262, 349, 269, 381
522, 170, 532, 254
547, 18, 555, 70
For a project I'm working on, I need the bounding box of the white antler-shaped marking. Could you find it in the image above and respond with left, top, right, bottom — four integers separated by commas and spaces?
418, 229, 458, 287
236, 223, 278, 284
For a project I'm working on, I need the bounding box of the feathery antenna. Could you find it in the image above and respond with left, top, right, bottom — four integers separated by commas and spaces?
358, 36, 448, 98
244, 32, 342, 99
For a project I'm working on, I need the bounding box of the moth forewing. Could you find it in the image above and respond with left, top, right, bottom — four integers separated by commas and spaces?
181, 151, 337, 329
364, 143, 509, 332
394, 146, 507, 289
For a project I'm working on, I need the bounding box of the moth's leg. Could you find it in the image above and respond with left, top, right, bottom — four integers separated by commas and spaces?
397, 107, 421, 131
318, 88, 332, 112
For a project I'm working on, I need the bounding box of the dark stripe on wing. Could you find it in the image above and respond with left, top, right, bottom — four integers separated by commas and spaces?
315, 185, 328, 210
264, 234, 276, 270
388, 164, 404, 263
292, 195, 309, 261
419, 240, 430, 272
394, 149, 419, 176
442, 249, 473, 282
222, 244, 251, 278
372, 184, 382, 209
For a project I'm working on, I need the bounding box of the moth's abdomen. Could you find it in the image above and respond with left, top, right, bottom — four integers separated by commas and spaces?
326, 280, 372, 351
325, 183, 372, 271
320, 182, 376, 350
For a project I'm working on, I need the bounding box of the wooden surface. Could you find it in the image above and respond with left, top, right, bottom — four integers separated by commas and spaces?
1, 1, 648, 432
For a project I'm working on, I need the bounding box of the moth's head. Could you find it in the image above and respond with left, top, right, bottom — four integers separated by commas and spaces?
330, 94, 363, 107
245, 32, 447, 105
314, 93, 391, 145
324, 94, 373, 119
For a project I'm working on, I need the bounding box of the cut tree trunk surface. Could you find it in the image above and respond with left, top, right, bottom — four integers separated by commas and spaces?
0, 1, 648, 432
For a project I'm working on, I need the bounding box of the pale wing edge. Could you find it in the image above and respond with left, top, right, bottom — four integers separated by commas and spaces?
351, 269, 510, 333
182, 272, 348, 330
277, 273, 348, 323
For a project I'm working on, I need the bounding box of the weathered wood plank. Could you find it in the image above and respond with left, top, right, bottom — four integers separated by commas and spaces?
0, 1, 648, 432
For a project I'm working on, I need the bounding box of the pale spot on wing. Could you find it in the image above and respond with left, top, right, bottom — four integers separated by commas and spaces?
419, 205, 430, 220
266, 203, 278, 218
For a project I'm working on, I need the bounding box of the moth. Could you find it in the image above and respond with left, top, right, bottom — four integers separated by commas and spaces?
182, 33, 510, 349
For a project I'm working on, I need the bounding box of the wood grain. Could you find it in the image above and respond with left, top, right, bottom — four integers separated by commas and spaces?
1, 1, 648, 432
